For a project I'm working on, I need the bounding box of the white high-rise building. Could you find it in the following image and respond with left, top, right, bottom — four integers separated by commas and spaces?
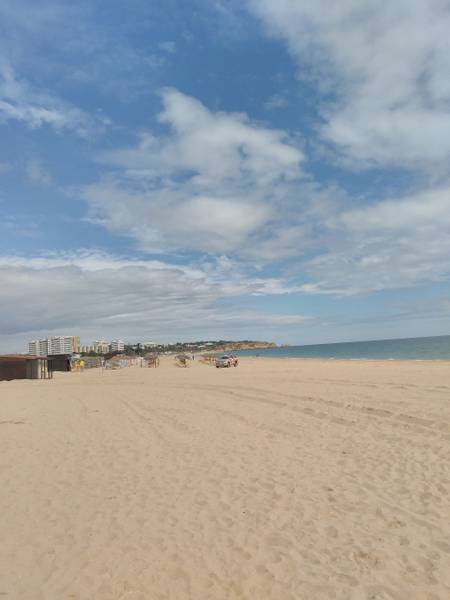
28, 339, 50, 356
39, 340, 50, 355
27, 336, 79, 356
110, 339, 125, 353
28, 340, 39, 355
48, 336, 73, 355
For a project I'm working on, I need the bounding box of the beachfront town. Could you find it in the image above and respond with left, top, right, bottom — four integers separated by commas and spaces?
0, 335, 276, 381
28, 336, 128, 357
26, 336, 277, 357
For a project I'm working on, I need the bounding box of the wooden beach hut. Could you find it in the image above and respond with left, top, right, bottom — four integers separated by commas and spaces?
0, 355, 52, 381
48, 354, 72, 372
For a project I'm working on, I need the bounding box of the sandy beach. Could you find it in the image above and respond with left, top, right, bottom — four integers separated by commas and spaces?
1, 357, 450, 600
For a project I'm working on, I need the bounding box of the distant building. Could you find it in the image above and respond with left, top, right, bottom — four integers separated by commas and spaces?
28, 340, 39, 355
110, 339, 125, 352
28, 336, 79, 356
28, 339, 49, 355
79, 344, 94, 354
93, 340, 110, 354
39, 339, 49, 355
79, 340, 110, 354
49, 336, 74, 355
72, 336, 80, 352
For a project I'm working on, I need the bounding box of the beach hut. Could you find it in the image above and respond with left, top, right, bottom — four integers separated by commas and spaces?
0, 355, 52, 381
47, 354, 72, 372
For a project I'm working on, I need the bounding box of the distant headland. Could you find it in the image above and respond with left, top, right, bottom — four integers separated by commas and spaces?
127, 340, 278, 355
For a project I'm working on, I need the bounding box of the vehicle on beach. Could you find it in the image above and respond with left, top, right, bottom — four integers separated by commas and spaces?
215, 354, 238, 368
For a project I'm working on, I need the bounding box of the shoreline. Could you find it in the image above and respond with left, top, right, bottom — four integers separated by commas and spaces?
236, 353, 450, 362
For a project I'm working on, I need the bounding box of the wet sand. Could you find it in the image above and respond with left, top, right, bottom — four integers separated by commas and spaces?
1, 357, 450, 599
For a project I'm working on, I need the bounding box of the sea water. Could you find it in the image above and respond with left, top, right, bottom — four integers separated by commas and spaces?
236, 335, 450, 361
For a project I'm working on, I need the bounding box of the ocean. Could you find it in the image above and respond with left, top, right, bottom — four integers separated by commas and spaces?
236, 335, 450, 361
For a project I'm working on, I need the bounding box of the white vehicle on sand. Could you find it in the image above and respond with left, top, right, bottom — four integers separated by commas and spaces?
215, 354, 238, 368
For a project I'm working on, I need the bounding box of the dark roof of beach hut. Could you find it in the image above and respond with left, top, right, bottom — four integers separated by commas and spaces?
0, 354, 40, 359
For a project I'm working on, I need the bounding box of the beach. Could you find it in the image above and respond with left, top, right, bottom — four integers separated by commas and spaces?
1, 357, 450, 600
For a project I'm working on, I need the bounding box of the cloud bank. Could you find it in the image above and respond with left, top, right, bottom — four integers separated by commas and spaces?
82, 88, 450, 297
84, 88, 306, 258
0, 251, 309, 351
249, 0, 450, 170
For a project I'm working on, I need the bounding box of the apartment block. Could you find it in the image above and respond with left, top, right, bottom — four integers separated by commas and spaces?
79, 344, 95, 354
141, 341, 157, 348
48, 336, 73, 355
93, 340, 110, 354
28, 336, 79, 356
78, 341, 110, 354
28, 339, 49, 356
28, 340, 40, 355
71, 336, 80, 353
39, 339, 50, 355
110, 339, 125, 353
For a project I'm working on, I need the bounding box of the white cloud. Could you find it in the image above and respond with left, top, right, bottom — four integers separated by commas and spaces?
0, 63, 103, 136
25, 159, 52, 186
0, 250, 310, 351
81, 88, 450, 295
299, 185, 450, 294
102, 88, 303, 184
0, 162, 12, 173
248, 0, 450, 170
84, 88, 305, 256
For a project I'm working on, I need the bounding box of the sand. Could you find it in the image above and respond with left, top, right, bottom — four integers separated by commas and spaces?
1, 357, 450, 600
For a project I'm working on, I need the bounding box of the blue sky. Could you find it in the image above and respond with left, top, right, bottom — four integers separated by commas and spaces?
1, 0, 450, 351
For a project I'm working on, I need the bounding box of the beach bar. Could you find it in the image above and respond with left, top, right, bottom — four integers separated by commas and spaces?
0, 355, 52, 381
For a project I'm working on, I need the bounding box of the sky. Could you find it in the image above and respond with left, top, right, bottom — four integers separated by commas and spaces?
1, 0, 450, 351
